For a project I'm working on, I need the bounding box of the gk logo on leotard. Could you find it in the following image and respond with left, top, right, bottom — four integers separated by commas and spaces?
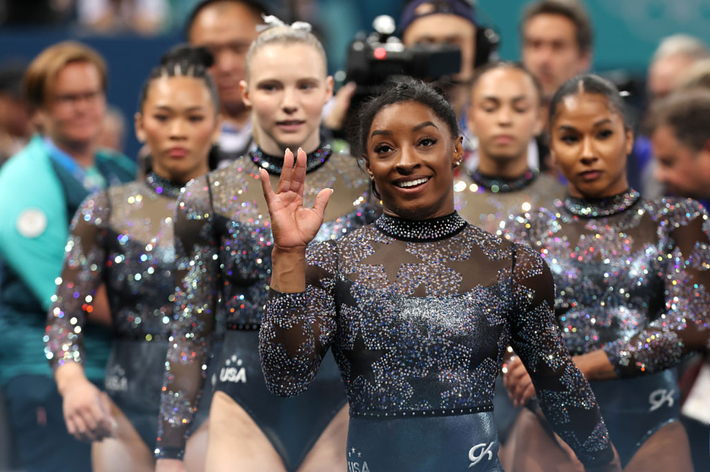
219, 355, 247, 383
468, 442, 494, 468
347, 447, 370, 472
649, 388, 675, 412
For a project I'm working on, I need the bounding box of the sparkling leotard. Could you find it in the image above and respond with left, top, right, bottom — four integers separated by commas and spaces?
156, 145, 373, 462
261, 212, 614, 470
455, 168, 565, 234
503, 190, 710, 464
45, 173, 199, 449
454, 167, 566, 442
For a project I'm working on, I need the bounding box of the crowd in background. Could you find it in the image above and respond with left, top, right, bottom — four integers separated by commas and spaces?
2, 0, 710, 471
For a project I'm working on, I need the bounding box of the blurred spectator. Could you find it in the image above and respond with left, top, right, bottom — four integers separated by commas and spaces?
647, 35, 710, 101
96, 105, 127, 154
0, 0, 73, 26
519, 0, 592, 109
77, 0, 168, 35
516, 0, 592, 175
0, 41, 135, 472
186, 0, 268, 164
676, 58, 710, 92
0, 62, 33, 167
646, 88, 710, 472
635, 36, 709, 200
648, 89, 710, 202
399, 0, 479, 119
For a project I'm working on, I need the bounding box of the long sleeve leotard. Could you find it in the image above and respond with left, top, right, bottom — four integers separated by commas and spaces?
503, 191, 710, 377
156, 146, 373, 459
46, 173, 184, 448
261, 212, 614, 468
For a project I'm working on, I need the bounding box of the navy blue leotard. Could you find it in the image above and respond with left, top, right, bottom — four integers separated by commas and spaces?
504, 190, 710, 466
261, 212, 615, 471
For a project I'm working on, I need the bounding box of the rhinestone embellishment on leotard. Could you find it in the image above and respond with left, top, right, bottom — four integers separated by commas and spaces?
563, 189, 641, 218
249, 144, 333, 175
468, 168, 539, 193
375, 212, 468, 242
146, 172, 183, 199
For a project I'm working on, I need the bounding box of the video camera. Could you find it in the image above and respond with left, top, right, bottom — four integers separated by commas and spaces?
340, 15, 462, 142
345, 15, 462, 95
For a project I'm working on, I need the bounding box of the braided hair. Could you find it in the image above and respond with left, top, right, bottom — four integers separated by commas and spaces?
138, 44, 219, 113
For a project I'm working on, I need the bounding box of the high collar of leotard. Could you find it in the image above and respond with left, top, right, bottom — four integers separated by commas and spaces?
375, 211, 468, 242
563, 188, 641, 218
468, 167, 539, 193
146, 171, 183, 199
249, 143, 333, 175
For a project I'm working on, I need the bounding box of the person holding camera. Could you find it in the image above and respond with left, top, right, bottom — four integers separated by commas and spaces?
399, 0, 491, 121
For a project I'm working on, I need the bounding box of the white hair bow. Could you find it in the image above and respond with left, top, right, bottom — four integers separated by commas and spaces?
257, 14, 313, 33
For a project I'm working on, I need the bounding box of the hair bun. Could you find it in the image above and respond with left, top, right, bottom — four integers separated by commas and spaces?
160, 44, 214, 69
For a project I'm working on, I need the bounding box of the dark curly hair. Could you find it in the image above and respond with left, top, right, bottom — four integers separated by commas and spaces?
355, 77, 459, 158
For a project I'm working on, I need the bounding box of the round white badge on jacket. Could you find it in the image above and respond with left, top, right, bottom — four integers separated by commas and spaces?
17, 208, 48, 238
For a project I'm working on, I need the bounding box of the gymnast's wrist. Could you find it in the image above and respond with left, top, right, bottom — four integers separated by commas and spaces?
271, 246, 307, 293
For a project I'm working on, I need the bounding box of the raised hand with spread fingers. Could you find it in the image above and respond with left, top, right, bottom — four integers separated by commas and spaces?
260, 148, 332, 293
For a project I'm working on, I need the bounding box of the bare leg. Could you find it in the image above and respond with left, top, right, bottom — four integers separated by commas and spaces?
508, 409, 583, 472
204, 391, 286, 472
499, 413, 522, 471
92, 400, 154, 472
510, 407, 693, 472
297, 405, 349, 472
184, 421, 209, 472
624, 421, 694, 472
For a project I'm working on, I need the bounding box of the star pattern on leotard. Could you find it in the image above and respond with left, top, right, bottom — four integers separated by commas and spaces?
406, 369, 453, 407
341, 331, 388, 386
359, 240, 424, 285
442, 257, 472, 293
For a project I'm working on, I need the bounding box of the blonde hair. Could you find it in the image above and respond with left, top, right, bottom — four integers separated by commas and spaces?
652, 34, 710, 64
677, 58, 710, 92
244, 16, 327, 79
24, 41, 107, 110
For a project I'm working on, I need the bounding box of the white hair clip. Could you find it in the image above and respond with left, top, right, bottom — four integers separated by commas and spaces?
290, 21, 312, 32
257, 14, 312, 33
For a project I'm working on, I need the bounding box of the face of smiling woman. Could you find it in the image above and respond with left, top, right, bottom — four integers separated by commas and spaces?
365, 101, 463, 220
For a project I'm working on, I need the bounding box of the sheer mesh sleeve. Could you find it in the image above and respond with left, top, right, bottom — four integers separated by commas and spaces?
259, 240, 339, 397
45, 192, 110, 369
156, 177, 219, 459
509, 243, 614, 467
604, 200, 710, 377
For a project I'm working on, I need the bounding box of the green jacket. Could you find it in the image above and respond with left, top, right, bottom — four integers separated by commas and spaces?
0, 136, 136, 384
